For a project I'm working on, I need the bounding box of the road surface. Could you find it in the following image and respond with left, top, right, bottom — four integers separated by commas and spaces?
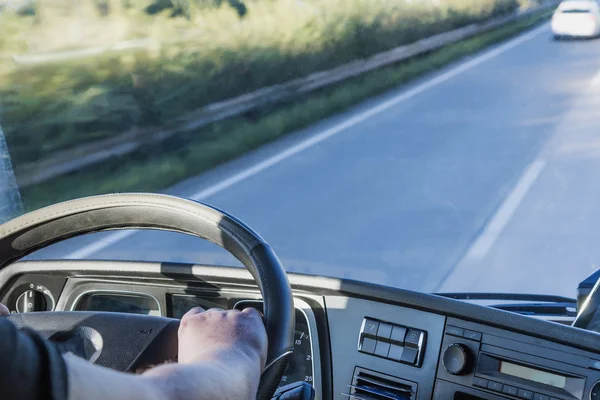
33, 21, 600, 298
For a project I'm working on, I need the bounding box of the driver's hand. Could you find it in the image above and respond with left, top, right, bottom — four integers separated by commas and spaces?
0, 303, 8, 316
178, 307, 267, 370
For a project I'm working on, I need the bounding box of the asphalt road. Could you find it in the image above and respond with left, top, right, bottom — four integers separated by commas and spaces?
33, 22, 600, 298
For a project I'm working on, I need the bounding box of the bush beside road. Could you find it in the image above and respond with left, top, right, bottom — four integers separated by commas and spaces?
0, 0, 520, 166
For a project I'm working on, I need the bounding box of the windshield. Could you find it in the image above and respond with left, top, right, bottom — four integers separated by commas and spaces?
0, 0, 593, 299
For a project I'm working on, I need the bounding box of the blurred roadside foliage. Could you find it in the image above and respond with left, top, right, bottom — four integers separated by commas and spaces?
0, 0, 519, 165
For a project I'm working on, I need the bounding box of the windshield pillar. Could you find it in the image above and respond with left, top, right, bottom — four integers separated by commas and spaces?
0, 125, 23, 223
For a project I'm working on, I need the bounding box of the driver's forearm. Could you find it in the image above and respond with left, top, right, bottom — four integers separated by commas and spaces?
65, 348, 261, 400
66, 355, 167, 400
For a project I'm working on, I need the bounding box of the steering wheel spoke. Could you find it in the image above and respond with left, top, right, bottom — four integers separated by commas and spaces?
8, 311, 179, 372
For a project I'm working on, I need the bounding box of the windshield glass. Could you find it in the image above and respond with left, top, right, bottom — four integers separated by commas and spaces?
0, 0, 593, 298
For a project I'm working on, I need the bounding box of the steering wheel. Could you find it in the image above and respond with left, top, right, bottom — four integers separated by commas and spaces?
0, 193, 295, 400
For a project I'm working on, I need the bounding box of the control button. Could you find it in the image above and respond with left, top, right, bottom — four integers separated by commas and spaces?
446, 325, 465, 337
405, 329, 423, 348
591, 381, 600, 400
518, 389, 534, 400
400, 346, 418, 365
388, 344, 403, 361
533, 394, 549, 400
463, 330, 482, 341
362, 319, 379, 339
360, 337, 377, 354
487, 381, 503, 392
377, 323, 393, 340
374, 341, 390, 358
390, 326, 407, 345
502, 385, 518, 396
442, 343, 471, 375
473, 377, 488, 388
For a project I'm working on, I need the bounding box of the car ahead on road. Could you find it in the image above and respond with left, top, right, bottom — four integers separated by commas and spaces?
552, 0, 600, 39
2, 194, 600, 400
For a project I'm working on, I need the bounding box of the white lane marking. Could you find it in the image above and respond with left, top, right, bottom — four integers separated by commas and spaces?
65, 23, 550, 260
66, 230, 133, 259
592, 69, 600, 85
461, 159, 546, 261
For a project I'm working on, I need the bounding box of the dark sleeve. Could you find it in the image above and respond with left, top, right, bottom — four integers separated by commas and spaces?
0, 318, 68, 400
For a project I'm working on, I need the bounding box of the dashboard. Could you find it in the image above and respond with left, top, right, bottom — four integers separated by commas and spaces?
3, 260, 600, 400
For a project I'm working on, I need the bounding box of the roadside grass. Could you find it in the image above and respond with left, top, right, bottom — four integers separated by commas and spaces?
20, 8, 553, 211
1, 0, 521, 165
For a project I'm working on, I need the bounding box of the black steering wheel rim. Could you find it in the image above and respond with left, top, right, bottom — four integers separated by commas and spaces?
0, 193, 295, 400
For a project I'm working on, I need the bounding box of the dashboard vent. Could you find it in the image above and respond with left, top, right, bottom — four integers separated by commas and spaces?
343, 367, 416, 400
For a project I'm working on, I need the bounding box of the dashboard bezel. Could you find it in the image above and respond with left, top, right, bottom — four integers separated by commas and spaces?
70, 289, 163, 315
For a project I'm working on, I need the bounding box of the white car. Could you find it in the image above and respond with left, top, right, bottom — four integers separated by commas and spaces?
552, 0, 600, 38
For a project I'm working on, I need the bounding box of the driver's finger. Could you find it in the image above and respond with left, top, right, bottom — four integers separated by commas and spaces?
182, 306, 206, 318
0, 303, 9, 316
202, 307, 225, 315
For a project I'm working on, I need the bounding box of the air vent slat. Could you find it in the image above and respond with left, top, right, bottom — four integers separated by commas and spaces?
348, 384, 404, 400
342, 393, 379, 400
344, 367, 416, 400
352, 376, 413, 393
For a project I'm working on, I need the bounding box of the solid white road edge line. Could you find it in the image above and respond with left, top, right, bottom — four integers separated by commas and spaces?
461, 159, 546, 262
65, 23, 550, 260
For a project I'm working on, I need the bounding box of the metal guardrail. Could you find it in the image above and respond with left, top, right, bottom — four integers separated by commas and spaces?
15, 3, 556, 187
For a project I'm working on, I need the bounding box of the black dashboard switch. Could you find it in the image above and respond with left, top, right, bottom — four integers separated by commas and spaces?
377, 323, 393, 340
446, 325, 464, 337
390, 325, 406, 345
518, 389, 534, 400
360, 337, 377, 354
362, 319, 379, 339
399, 346, 418, 364
502, 385, 518, 396
388, 344, 403, 361
463, 330, 482, 341
374, 341, 391, 358
405, 329, 423, 348
473, 377, 488, 388
487, 381, 503, 393
533, 394, 549, 400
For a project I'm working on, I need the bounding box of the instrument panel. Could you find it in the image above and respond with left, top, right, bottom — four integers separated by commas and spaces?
0, 274, 322, 395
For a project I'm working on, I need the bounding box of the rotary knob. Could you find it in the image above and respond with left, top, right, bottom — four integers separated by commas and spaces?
442, 343, 472, 375
15, 289, 53, 313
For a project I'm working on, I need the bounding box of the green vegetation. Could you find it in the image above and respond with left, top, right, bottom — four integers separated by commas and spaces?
0, 0, 520, 165
20, 7, 553, 211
